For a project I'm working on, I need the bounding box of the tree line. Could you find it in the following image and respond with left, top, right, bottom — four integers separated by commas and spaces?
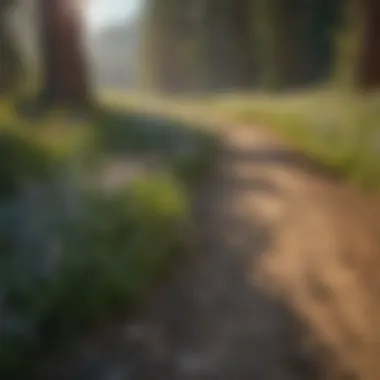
143, 0, 380, 93
1, 0, 380, 105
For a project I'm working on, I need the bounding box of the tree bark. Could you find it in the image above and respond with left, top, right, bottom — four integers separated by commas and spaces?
230, 0, 257, 88
39, 0, 89, 106
0, 0, 24, 94
358, 0, 380, 89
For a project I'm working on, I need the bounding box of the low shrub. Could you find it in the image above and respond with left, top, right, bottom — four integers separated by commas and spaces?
41, 172, 187, 341
94, 109, 218, 185
0, 129, 56, 198
0, 111, 212, 376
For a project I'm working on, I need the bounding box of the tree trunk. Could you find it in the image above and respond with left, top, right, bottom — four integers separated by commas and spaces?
272, 0, 340, 89
39, 0, 89, 106
0, 0, 24, 94
230, 0, 257, 89
358, 0, 380, 89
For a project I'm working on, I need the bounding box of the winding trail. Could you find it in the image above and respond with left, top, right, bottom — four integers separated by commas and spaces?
36, 127, 380, 380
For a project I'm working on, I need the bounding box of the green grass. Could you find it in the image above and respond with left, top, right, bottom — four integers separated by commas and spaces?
0, 100, 217, 377
93, 106, 218, 185
207, 91, 380, 190
101, 90, 380, 191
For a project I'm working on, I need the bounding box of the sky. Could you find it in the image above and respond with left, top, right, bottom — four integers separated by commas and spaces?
86, 0, 142, 31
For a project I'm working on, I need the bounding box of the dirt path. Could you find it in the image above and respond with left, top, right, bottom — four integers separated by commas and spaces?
36, 127, 380, 380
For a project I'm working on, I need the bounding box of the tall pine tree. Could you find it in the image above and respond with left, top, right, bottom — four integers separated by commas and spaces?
358, 0, 380, 89
39, 0, 89, 106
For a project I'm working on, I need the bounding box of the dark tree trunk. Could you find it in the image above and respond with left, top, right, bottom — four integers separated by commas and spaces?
202, 0, 257, 91
144, 0, 185, 93
230, 0, 257, 89
358, 0, 380, 89
272, 0, 340, 89
0, 0, 23, 94
39, 0, 89, 106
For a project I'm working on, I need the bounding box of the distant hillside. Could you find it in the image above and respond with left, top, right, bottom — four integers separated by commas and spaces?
88, 19, 141, 90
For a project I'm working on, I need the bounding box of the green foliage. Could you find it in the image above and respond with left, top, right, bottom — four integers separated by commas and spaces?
212, 91, 380, 190
0, 129, 56, 198
40, 174, 186, 341
0, 173, 187, 373
94, 108, 217, 184
0, 104, 216, 376
331, 0, 362, 90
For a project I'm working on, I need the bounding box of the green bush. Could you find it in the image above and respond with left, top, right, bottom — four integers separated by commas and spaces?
1, 170, 187, 365
0, 115, 210, 375
0, 103, 217, 376
94, 109, 217, 184
41, 173, 187, 340
0, 129, 56, 198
